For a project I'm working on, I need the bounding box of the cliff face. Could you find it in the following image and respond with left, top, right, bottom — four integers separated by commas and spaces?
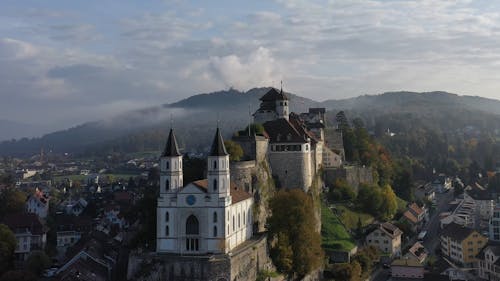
230, 159, 276, 232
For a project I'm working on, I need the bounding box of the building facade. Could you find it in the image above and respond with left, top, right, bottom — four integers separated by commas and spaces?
156, 128, 253, 255
26, 188, 49, 219
365, 222, 402, 257
440, 222, 488, 266
477, 242, 500, 281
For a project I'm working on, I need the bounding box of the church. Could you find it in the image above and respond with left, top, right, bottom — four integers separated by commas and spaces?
156, 128, 253, 255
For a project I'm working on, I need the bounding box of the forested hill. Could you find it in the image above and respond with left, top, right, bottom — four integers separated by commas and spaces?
0, 88, 317, 157
1, 89, 500, 158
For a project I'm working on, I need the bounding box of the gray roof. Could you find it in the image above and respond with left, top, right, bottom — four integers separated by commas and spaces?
210, 128, 228, 156
162, 129, 181, 157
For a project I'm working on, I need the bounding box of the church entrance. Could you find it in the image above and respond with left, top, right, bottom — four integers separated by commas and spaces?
185, 215, 199, 251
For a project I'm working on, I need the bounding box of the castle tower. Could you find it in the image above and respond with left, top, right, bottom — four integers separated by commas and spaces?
275, 87, 289, 121
160, 129, 183, 194
207, 128, 231, 199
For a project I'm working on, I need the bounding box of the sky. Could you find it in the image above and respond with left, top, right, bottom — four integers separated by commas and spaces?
2, 0, 500, 133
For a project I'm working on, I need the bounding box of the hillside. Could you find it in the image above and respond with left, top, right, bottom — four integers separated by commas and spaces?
1, 89, 500, 158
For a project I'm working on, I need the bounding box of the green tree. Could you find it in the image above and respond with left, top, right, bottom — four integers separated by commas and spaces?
224, 140, 244, 161
25, 251, 50, 275
380, 184, 398, 219
0, 224, 16, 274
0, 188, 26, 219
268, 189, 324, 277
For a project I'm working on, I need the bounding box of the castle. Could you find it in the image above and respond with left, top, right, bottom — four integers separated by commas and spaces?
251, 87, 341, 191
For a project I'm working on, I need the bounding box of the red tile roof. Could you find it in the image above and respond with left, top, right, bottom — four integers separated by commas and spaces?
191, 179, 252, 204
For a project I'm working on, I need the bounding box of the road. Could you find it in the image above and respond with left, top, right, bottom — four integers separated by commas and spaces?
370, 187, 455, 281
422, 188, 455, 254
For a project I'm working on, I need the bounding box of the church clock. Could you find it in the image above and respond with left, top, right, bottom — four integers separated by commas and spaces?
186, 195, 196, 206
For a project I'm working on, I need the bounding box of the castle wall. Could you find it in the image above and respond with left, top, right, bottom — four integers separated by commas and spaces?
324, 165, 373, 191
129, 235, 273, 281
268, 148, 312, 191
232, 136, 268, 163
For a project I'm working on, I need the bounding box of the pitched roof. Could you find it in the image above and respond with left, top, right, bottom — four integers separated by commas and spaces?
263, 118, 308, 143
403, 210, 418, 224
209, 128, 228, 156
2, 212, 46, 235
391, 258, 423, 267
260, 88, 288, 101
408, 203, 424, 217
162, 128, 181, 157
380, 222, 403, 238
441, 223, 479, 242
191, 179, 252, 204
467, 186, 493, 201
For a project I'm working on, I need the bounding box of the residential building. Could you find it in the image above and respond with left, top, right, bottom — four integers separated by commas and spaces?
366, 222, 402, 257
490, 204, 500, 241
440, 197, 475, 228
440, 222, 488, 266
2, 213, 47, 261
405, 241, 428, 263
465, 185, 494, 225
26, 188, 49, 219
433, 174, 452, 193
391, 258, 424, 279
401, 203, 427, 232
414, 183, 435, 203
56, 215, 93, 254
477, 241, 500, 281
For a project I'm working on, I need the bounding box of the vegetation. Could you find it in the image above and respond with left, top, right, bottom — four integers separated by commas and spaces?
321, 202, 356, 252
0, 224, 16, 275
356, 183, 398, 220
0, 270, 37, 281
0, 188, 27, 220
224, 140, 244, 161
26, 251, 51, 276
326, 179, 356, 202
268, 189, 324, 277
335, 204, 374, 230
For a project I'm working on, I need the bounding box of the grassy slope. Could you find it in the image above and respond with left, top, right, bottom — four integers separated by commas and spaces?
321, 202, 356, 252
336, 204, 374, 230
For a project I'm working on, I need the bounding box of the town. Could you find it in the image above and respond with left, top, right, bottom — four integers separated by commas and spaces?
1, 87, 500, 281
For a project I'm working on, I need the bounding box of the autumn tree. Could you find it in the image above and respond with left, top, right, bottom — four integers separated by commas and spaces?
268, 189, 324, 277
0, 224, 16, 275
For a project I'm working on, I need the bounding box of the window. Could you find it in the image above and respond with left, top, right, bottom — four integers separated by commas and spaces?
166, 179, 170, 191
213, 161, 217, 169
213, 212, 217, 223
243, 211, 246, 225
213, 179, 218, 191
166, 211, 169, 222
233, 216, 235, 231
166, 161, 169, 169
238, 214, 241, 228
186, 215, 199, 235
213, 226, 217, 237
166, 225, 169, 236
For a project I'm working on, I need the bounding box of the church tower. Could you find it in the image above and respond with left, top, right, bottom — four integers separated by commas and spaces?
160, 129, 183, 194
207, 128, 231, 200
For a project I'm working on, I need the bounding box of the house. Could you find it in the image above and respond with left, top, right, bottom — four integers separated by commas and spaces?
26, 188, 49, 219
56, 236, 117, 281
477, 241, 500, 281
440, 197, 475, 228
440, 222, 488, 266
62, 198, 88, 216
366, 222, 403, 257
391, 258, 424, 279
414, 183, 435, 203
433, 174, 452, 193
102, 205, 128, 230
2, 213, 47, 261
401, 203, 427, 232
405, 241, 428, 263
465, 185, 494, 224
490, 204, 500, 241
56, 215, 93, 255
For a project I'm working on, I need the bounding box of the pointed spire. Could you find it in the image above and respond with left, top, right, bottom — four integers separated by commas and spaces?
209, 127, 228, 156
163, 128, 181, 157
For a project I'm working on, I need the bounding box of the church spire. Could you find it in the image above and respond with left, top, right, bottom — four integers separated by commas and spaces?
163, 128, 181, 157
209, 128, 228, 156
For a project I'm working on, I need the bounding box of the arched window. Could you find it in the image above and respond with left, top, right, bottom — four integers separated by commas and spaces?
213, 226, 217, 237
238, 214, 241, 228
186, 215, 199, 235
243, 211, 246, 225
213, 160, 217, 169
165, 211, 169, 222
213, 179, 218, 191
248, 211, 251, 224
166, 225, 169, 236
166, 179, 170, 191
232, 215, 235, 231
213, 212, 217, 223
166, 161, 169, 170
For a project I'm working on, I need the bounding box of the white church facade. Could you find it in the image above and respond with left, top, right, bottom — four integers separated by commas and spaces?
156, 128, 253, 255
